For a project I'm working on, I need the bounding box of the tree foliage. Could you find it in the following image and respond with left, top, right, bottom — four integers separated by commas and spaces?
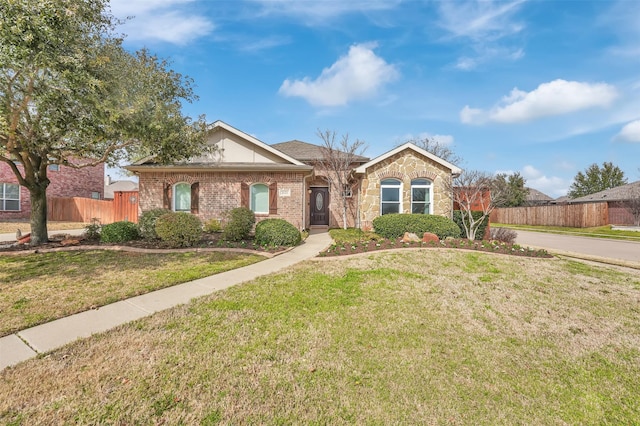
493, 172, 529, 207
317, 129, 367, 229
0, 0, 209, 244
568, 162, 627, 199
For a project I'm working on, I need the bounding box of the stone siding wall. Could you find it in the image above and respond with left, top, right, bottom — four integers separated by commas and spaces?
0, 162, 104, 219
358, 150, 454, 230
138, 171, 307, 229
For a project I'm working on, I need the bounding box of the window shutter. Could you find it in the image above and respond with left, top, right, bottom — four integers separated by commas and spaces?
240, 183, 249, 208
190, 182, 199, 214
269, 182, 277, 215
163, 183, 172, 209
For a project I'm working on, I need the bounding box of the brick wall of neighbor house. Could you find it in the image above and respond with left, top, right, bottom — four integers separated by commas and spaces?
359, 151, 453, 230
138, 171, 307, 229
0, 162, 104, 219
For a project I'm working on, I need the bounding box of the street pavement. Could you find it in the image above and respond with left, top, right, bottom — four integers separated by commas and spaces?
515, 229, 640, 265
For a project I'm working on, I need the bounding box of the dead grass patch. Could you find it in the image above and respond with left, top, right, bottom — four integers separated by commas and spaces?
0, 251, 263, 336
1, 250, 639, 424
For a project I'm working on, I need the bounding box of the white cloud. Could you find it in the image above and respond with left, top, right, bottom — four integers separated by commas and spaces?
247, 0, 400, 22
437, 0, 526, 41
615, 120, 640, 142
109, 0, 214, 45
279, 43, 399, 107
461, 79, 618, 124
521, 165, 570, 197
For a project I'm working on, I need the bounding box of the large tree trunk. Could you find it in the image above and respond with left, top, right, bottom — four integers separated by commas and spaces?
29, 186, 48, 245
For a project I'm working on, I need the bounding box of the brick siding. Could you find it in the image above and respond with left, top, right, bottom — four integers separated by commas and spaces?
0, 161, 105, 219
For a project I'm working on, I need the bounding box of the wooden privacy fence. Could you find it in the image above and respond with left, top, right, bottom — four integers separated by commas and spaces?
48, 191, 139, 224
490, 202, 608, 228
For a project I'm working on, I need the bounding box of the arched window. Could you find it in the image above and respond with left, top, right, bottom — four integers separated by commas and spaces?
250, 183, 269, 214
411, 179, 432, 214
173, 182, 191, 212
380, 179, 402, 215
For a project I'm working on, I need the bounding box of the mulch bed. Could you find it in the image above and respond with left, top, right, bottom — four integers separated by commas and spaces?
319, 237, 553, 258
0, 232, 288, 256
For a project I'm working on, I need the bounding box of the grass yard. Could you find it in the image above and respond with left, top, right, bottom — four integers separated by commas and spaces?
0, 251, 264, 336
2, 250, 639, 424
0, 221, 87, 234
493, 223, 640, 241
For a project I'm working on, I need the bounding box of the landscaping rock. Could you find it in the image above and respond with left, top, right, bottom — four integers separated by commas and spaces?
422, 232, 439, 243
61, 239, 81, 246
401, 232, 421, 243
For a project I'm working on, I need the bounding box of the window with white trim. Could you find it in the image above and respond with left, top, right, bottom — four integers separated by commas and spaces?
380, 179, 402, 215
411, 179, 432, 214
250, 183, 269, 214
173, 182, 191, 211
1, 183, 20, 211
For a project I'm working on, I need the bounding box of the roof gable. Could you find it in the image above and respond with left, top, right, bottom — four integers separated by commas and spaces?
354, 142, 462, 175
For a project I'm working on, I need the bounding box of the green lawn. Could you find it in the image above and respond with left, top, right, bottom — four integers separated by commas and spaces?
2, 250, 639, 424
492, 223, 640, 241
0, 251, 264, 336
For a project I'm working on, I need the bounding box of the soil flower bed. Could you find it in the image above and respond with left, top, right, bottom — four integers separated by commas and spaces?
319, 237, 552, 258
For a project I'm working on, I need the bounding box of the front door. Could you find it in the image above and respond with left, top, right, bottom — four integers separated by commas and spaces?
310, 187, 329, 226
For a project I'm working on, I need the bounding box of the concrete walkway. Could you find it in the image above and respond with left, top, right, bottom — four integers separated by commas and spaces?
0, 231, 332, 370
0, 228, 85, 242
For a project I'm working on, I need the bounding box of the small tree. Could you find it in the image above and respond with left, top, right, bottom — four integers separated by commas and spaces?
626, 184, 640, 226
493, 172, 529, 207
447, 170, 508, 240
316, 130, 367, 229
568, 162, 627, 199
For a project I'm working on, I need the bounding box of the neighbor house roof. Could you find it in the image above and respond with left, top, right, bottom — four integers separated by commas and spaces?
104, 180, 138, 199
272, 140, 370, 163
354, 142, 462, 175
526, 187, 553, 202
569, 180, 640, 203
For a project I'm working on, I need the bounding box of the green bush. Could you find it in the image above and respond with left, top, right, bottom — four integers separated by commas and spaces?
372, 214, 461, 240
203, 218, 222, 233
155, 212, 203, 247
453, 211, 490, 240
100, 221, 140, 243
255, 219, 301, 247
222, 207, 255, 241
138, 208, 171, 240
83, 218, 101, 241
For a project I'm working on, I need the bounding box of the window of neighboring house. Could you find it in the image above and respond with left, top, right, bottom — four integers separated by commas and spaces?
411, 179, 432, 214
0, 183, 20, 211
48, 164, 60, 171
250, 183, 269, 214
173, 182, 191, 212
380, 179, 402, 215
91, 192, 100, 200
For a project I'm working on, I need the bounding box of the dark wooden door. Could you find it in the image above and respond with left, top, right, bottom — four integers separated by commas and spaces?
310, 187, 329, 226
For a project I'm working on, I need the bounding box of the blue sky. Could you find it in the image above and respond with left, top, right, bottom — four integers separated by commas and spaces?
107, 0, 640, 197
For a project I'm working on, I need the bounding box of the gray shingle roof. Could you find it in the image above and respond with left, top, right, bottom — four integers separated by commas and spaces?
526, 187, 553, 202
569, 180, 640, 203
272, 140, 370, 163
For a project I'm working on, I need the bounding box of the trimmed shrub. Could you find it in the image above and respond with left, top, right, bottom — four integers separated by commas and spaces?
255, 219, 301, 247
138, 208, 171, 240
372, 214, 461, 240
83, 218, 101, 241
453, 211, 490, 240
100, 221, 139, 243
222, 207, 255, 241
203, 218, 222, 233
491, 227, 518, 244
155, 212, 203, 247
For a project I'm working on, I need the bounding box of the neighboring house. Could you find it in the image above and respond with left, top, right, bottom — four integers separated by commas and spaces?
104, 177, 139, 200
568, 180, 640, 225
525, 187, 554, 206
126, 121, 462, 230
0, 161, 105, 220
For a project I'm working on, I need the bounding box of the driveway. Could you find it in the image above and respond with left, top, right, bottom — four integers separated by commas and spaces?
515, 229, 640, 265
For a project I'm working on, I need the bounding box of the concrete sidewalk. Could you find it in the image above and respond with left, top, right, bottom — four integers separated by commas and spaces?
0, 228, 85, 243
0, 230, 332, 370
